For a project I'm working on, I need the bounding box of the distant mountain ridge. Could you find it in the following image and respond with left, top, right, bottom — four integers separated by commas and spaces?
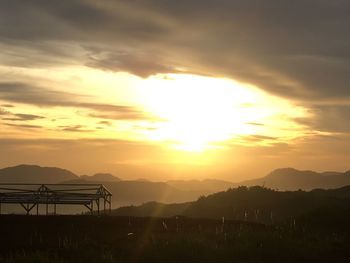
2, 165, 350, 211
0, 164, 78, 183
81, 173, 121, 182
237, 167, 350, 190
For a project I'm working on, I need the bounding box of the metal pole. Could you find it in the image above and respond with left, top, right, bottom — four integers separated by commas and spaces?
46, 190, 49, 215
104, 198, 106, 214
109, 196, 111, 214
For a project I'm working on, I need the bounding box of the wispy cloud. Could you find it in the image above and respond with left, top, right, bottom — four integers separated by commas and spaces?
0, 82, 149, 120
4, 123, 42, 129
2, 113, 45, 121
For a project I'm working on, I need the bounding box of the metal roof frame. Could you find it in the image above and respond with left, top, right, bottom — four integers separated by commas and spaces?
0, 183, 112, 215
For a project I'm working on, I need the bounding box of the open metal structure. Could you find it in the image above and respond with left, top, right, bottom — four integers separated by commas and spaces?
0, 184, 112, 215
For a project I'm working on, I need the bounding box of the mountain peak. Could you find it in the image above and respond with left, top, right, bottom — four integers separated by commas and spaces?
267, 168, 318, 178
0, 164, 78, 183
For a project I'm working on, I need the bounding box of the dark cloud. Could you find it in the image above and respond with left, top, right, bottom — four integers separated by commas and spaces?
241, 134, 279, 143
98, 120, 112, 126
0, 0, 349, 101
0, 107, 44, 121
58, 125, 93, 132
0, 0, 350, 134
295, 105, 350, 133
2, 113, 45, 121
4, 123, 42, 129
86, 49, 179, 77
0, 82, 148, 120
0, 82, 74, 106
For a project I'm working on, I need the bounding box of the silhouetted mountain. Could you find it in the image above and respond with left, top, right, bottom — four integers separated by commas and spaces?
0, 164, 78, 183
113, 186, 350, 223
237, 168, 350, 190
81, 173, 121, 182
167, 179, 234, 193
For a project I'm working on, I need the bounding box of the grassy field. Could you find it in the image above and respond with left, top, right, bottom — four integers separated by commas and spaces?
0, 214, 350, 262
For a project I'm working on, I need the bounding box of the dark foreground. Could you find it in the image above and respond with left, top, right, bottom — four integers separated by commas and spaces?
0, 215, 350, 263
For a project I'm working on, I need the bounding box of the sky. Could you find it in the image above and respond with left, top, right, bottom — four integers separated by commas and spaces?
0, 0, 350, 181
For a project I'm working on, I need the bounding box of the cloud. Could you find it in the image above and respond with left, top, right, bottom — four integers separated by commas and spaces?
98, 120, 112, 126
4, 123, 42, 129
240, 134, 279, 143
0, 0, 350, 133
0, 0, 349, 100
58, 125, 93, 132
0, 107, 44, 121
86, 49, 179, 77
295, 105, 350, 133
0, 82, 74, 107
2, 113, 45, 121
0, 82, 149, 120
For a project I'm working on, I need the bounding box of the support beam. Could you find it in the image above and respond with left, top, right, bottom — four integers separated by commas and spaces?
96, 199, 100, 215
103, 198, 106, 214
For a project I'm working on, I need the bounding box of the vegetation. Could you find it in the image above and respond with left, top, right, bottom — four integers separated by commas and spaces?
1, 212, 350, 263
2, 186, 350, 262
113, 186, 350, 223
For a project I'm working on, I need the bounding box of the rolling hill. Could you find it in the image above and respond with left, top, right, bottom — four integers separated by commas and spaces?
112, 185, 350, 223
237, 167, 350, 190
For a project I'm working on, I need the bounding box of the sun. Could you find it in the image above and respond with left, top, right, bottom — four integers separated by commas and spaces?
137, 74, 268, 152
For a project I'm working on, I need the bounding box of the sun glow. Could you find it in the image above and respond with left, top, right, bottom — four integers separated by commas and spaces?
0, 65, 308, 154
137, 74, 303, 152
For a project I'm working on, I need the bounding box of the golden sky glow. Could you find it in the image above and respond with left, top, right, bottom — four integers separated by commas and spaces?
0, 64, 320, 181
0, 66, 309, 153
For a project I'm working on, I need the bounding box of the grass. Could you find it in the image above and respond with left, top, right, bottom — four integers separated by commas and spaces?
0, 215, 350, 262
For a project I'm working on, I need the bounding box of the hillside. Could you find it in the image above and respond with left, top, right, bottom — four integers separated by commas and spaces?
0, 164, 78, 183
113, 186, 350, 223
237, 168, 350, 190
